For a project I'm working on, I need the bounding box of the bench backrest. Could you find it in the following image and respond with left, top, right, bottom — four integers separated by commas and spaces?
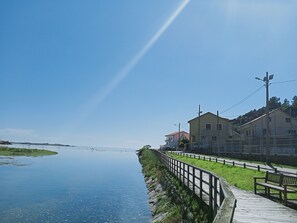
265, 172, 282, 185
282, 175, 297, 186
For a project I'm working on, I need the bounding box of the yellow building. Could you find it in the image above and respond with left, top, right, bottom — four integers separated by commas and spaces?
188, 112, 232, 153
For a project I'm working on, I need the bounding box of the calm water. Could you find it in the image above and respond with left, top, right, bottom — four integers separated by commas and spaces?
0, 145, 151, 223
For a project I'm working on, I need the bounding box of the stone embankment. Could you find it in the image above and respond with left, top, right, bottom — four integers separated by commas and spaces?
144, 176, 169, 223
138, 148, 210, 223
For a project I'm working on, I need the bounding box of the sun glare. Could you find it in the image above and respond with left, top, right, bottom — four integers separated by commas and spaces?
76, 0, 190, 126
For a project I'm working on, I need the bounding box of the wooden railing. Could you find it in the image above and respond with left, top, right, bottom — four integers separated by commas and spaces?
153, 150, 237, 223
173, 152, 297, 176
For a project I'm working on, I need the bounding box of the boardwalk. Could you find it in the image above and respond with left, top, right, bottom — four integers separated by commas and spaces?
190, 170, 297, 222
231, 186, 297, 223
171, 152, 297, 222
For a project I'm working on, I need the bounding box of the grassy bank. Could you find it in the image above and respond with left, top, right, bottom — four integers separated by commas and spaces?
139, 148, 210, 223
169, 153, 265, 191
170, 153, 297, 202
0, 147, 58, 157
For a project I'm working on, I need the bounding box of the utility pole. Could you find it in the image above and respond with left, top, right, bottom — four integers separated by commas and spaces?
255, 72, 274, 163
217, 110, 220, 156
198, 105, 202, 148
178, 122, 181, 150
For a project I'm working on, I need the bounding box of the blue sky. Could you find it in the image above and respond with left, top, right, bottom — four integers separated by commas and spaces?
0, 0, 296, 148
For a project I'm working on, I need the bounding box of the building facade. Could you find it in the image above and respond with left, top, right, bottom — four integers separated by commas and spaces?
162, 131, 189, 149
188, 112, 233, 153
240, 109, 297, 155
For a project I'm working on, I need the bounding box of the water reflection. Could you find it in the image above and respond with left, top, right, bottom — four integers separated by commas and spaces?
0, 145, 151, 223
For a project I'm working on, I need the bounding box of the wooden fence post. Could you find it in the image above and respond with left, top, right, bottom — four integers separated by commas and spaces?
200, 170, 203, 198
192, 168, 195, 194
187, 164, 190, 188
209, 174, 213, 209
214, 177, 218, 216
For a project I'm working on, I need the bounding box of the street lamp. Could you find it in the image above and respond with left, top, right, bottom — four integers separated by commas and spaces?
255, 72, 274, 163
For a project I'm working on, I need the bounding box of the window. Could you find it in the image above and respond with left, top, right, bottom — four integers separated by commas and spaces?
269, 117, 272, 122
217, 124, 222, 130
263, 129, 267, 135
212, 136, 217, 142
289, 130, 296, 135
191, 135, 196, 142
286, 118, 291, 123
206, 124, 211, 130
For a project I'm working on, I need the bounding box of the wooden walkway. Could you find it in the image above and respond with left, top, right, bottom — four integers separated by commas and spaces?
231, 186, 297, 223
190, 166, 297, 222
164, 152, 297, 222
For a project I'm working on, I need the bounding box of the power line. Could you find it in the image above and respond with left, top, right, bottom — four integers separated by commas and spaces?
221, 85, 265, 114
271, 79, 297, 85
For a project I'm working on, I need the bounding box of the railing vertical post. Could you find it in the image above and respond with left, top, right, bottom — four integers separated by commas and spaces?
187, 164, 190, 188
200, 170, 203, 198
214, 177, 218, 216
178, 161, 182, 180
173, 159, 175, 174
183, 163, 185, 185
192, 167, 195, 194
209, 174, 213, 210
220, 184, 224, 205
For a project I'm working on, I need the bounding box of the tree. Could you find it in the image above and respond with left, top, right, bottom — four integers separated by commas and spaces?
143, 145, 151, 149
269, 96, 281, 110
292, 95, 297, 107
282, 98, 290, 109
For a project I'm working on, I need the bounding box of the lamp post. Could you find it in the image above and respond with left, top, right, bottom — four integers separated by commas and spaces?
255, 72, 274, 163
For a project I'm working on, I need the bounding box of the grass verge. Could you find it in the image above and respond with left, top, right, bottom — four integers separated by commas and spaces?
169, 153, 265, 191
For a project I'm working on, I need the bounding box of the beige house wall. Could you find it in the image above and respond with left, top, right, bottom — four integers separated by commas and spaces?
240, 109, 297, 138
188, 112, 231, 149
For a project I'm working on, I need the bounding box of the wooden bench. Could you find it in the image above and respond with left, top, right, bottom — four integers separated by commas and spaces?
254, 171, 297, 205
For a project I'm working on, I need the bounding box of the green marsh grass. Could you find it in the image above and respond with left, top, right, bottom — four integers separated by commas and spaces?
0, 147, 58, 157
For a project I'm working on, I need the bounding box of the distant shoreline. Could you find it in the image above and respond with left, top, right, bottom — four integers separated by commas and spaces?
0, 140, 72, 147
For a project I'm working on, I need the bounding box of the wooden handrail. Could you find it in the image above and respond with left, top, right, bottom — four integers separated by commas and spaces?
152, 150, 236, 223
